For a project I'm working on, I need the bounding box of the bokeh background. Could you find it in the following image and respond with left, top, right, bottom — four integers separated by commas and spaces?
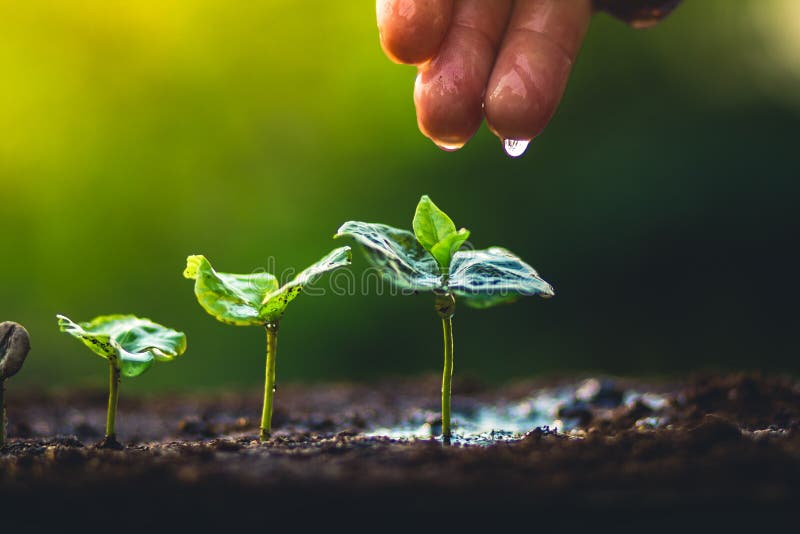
2, 0, 798, 392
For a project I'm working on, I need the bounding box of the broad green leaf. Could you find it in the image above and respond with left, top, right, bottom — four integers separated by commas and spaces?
260, 246, 352, 321
430, 228, 471, 271
413, 195, 471, 269
447, 247, 555, 308
335, 221, 441, 290
186, 249, 352, 325
337, 199, 556, 309
184, 255, 279, 326
57, 314, 187, 378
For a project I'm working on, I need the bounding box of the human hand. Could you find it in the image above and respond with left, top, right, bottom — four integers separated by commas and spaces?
376, 0, 676, 156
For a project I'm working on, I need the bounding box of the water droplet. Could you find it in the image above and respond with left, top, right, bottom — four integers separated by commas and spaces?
434, 140, 464, 152
503, 139, 530, 158
630, 18, 661, 29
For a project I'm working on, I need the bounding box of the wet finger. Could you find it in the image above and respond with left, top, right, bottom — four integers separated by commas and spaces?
414, 0, 513, 150
484, 0, 592, 152
377, 0, 454, 65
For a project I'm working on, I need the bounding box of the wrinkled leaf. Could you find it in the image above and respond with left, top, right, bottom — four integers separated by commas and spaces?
186, 249, 352, 325
57, 314, 187, 378
448, 247, 555, 308
338, 199, 555, 309
184, 255, 279, 326
260, 246, 352, 321
335, 221, 441, 290
413, 195, 468, 269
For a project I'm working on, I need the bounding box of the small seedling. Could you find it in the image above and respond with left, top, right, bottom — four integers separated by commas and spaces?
0, 322, 31, 448
57, 314, 187, 448
183, 246, 351, 442
336, 195, 554, 444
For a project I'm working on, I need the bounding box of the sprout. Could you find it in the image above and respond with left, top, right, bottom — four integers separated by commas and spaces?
0, 322, 31, 448
183, 246, 352, 442
57, 314, 187, 448
336, 195, 554, 444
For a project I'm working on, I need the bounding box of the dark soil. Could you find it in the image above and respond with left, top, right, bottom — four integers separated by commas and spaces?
1, 373, 799, 529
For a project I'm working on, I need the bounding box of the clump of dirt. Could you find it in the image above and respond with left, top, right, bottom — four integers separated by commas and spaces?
1, 373, 798, 528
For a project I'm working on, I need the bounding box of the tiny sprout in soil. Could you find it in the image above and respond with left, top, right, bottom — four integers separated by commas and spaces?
57, 314, 187, 448
337, 195, 554, 444
183, 246, 351, 442
0, 321, 31, 448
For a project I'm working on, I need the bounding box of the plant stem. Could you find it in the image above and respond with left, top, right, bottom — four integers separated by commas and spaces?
435, 293, 456, 445
106, 363, 120, 439
441, 315, 454, 445
0, 379, 6, 448
260, 321, 279, 442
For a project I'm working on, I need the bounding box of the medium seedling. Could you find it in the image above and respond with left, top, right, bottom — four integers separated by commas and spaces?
183, 246, 351, 442
0, 322, 31, 448
336, 195, 554, 444
57, 314, 187, 448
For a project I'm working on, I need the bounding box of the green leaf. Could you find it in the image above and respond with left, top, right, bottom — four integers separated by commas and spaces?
185, 249, 352, 325
447, 247, 555, 308
413, 195, 469, 270
183, 255, 279, 326
413, 195, 456, 249
260, 246, 352, 321
57, 314, 187, 378
335, 221, 441, 291
430, 228, 470, 270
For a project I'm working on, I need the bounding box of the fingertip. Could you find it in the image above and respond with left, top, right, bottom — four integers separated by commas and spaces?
413, 54, 482, 150
485, 0, 591, 142
485, 34, 571, 142
377, 0, 453, 65
413, 0, 513, 150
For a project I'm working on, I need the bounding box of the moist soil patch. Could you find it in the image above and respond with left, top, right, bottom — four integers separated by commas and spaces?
1, 373, 798, 529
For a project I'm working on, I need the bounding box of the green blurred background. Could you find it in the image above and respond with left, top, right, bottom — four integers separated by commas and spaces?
2, 1, 798, 392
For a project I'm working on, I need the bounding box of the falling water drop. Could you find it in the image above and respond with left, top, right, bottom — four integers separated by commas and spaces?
434, 140, 465, 152
503, 139, 530, 158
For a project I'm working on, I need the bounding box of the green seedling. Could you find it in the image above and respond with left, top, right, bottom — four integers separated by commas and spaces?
183, 246, 351, 442
57, 314, 187, 448
336, 195, 554, 444
0, 322, 31, 448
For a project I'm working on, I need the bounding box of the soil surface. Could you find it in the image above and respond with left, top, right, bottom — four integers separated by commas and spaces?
1, 373, 799, 529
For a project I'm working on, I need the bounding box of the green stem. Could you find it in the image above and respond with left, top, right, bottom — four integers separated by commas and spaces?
0, 379, 6, 448
106, 363, 120, 439
260, 321, 279, 442
441, 315, 454, 445
435, 293, 456, 445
